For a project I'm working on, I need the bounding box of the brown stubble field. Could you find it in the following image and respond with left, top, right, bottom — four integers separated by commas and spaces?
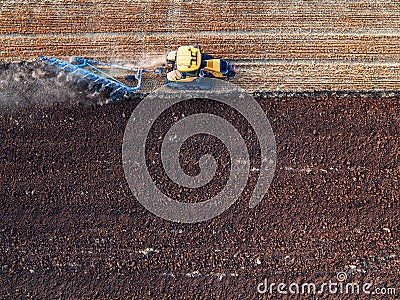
2, 0, 400, 91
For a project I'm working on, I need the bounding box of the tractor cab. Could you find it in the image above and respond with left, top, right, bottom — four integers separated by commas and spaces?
166, 46, 236, 82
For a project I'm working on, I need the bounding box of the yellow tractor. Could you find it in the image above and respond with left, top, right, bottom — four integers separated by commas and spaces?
166, 45, 236, 82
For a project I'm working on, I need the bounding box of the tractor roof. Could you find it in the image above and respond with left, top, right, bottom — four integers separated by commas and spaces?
176, 46, 201, 73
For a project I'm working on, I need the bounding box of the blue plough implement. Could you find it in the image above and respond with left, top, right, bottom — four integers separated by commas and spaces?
38, 56, 163, 101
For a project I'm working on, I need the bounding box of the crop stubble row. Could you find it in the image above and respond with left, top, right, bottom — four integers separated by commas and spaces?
1, 0, 400, 91
2, 1, 400, 34
3, 33, 400, 60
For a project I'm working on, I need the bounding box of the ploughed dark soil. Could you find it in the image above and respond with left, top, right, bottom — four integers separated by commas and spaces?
0, 89, 399, 299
